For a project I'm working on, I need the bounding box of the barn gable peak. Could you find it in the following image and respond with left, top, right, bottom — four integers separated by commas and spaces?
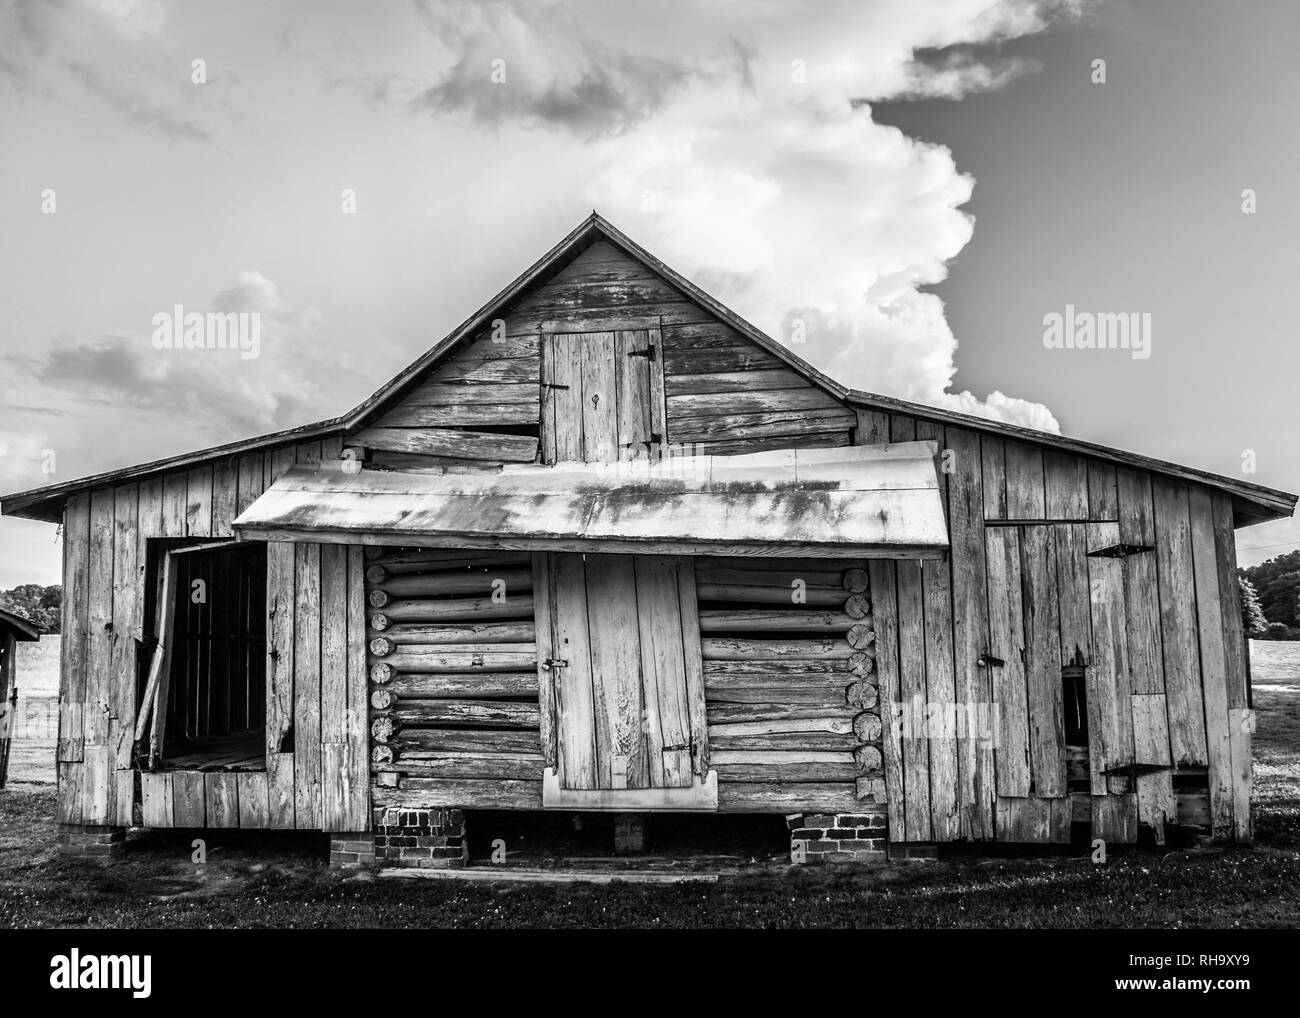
345, 212, 845, 433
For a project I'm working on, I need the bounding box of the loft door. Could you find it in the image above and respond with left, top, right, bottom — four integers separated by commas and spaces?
540, 329, 666, 463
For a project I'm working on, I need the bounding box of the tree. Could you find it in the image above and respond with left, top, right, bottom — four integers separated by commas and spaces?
0, 584, 61, 633
1239, 575, 1268, 637
1241, 551, 1300, 629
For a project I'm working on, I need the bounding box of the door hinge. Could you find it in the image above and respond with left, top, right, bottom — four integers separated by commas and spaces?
628, 345, 657, 361
541, 658, 569, 671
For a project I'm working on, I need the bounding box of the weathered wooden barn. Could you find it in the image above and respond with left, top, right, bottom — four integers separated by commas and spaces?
3, 214, 1294, 865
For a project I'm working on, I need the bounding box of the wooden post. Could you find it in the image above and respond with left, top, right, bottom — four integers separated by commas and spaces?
0, 633, 16, 788
614, 814, 649, 854
142, 551, 181, 768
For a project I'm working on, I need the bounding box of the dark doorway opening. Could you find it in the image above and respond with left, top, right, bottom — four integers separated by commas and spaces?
141, 540, 267, 769
1062, 650, 1090, 794
463, 810, 791, 868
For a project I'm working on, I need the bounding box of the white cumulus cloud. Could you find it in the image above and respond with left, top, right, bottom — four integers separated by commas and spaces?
410, 0, 1083, 431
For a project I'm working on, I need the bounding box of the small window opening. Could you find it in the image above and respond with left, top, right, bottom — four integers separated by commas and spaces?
1062, 663, 1089, 745
1062, 649, 1089, 791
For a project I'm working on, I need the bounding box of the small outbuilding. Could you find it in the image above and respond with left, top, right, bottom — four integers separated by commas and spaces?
2, 214, 1293, 863
0, 606, 42, 788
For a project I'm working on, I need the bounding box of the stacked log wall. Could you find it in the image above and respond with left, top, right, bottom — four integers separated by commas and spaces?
698, 558, 885, 815
365, 550, 544, 810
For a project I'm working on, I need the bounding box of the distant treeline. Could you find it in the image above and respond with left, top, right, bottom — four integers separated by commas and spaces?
0, 584, 61, 634
1240, 550, 1300, 640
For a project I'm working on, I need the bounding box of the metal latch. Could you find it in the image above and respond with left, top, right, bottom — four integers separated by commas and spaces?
628, 345, 657, 361
542, 658, 569, 671
977, 653, 1005, 668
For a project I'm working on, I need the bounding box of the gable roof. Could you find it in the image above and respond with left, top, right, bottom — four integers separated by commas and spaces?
3, 213, 1295, 526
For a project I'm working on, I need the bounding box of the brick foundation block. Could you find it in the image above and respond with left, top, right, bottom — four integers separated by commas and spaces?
57, 824, 126, 860
328, 831, 376, 870
368, 808, 467, 869
790, 812, 888, 865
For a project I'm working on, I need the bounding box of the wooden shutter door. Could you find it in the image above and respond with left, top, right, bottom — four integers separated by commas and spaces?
584, 554, 646, 789
633, 555, 701, 787
541, 328, 666, 463
985, 526, 1070, 799
544, 552, 707, 792
985, 526, 1031, 797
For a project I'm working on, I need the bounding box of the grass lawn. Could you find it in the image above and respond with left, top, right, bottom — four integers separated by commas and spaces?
3, 641, 1299, 929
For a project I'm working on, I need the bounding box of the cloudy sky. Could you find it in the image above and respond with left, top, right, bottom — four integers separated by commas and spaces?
0, 0, 1296, 588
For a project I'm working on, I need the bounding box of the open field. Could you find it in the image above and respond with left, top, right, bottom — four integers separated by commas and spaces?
1247, 640, 1300, 850
2, 641, 1297, 929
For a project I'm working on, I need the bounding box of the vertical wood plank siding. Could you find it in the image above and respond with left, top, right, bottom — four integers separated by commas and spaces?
946, 428, 995, 840
55, 442, 369, 832
854, 411, 1254, 844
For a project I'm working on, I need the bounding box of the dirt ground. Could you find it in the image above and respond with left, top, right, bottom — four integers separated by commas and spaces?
2, 641, 1298, 928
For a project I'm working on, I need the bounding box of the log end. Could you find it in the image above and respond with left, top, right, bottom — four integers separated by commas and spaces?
847, 651, 876, 677
853, 744, 883, 773
852, 710, 883, 743
842, 567, 869, 594
854, 776, 886, 802
846, 680, 879, 710
844, 594, 871, 620
846, 623, 876, 650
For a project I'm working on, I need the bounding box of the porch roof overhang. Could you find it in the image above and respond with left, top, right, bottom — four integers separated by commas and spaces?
231, 441, 950, 559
